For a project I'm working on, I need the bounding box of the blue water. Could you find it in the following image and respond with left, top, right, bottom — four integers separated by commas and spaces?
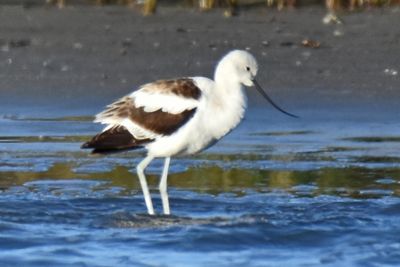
1, 107, 400, 266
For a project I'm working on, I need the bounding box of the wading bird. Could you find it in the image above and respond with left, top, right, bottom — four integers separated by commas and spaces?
82, 50, 297, 215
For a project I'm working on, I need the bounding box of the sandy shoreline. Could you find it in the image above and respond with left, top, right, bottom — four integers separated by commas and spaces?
0, 5, 399, 116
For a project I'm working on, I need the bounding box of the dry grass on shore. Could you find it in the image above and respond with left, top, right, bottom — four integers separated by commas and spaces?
6, 0, 400, 16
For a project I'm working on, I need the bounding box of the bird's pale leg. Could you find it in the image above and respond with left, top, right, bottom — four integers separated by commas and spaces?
159, 157, 171, 215
136, 155, 155, 215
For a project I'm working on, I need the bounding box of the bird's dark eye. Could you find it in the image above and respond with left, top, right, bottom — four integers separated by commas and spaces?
246, 66, 250, 71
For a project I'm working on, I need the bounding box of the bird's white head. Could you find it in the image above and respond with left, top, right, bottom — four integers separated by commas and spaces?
214, 50, 258, 87
214, 49, 299, 118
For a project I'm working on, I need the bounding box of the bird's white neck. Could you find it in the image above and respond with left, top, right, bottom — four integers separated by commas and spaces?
214, 56, 239, 87
205, 78, 247, 140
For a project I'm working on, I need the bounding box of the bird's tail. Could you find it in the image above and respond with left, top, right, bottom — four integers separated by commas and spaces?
81, 125, 153, 154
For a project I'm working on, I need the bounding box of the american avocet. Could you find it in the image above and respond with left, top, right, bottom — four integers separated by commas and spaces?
82, 50, 297, 215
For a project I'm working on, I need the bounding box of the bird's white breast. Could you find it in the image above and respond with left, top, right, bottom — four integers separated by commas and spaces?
146, 77, 247, 157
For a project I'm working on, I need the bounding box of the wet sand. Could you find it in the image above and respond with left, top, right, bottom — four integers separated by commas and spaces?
0, 5, 399, 117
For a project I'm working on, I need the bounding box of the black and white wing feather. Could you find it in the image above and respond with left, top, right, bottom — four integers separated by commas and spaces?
82, 78, 202, 153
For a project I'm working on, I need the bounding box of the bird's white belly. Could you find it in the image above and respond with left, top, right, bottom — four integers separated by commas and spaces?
145, 115, 217, 157
146, 102, 245, 158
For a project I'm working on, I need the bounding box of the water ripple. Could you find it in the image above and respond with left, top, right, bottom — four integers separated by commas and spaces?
1, 113, 400, 266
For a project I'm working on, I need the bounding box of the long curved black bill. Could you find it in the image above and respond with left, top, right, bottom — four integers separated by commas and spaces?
253, 79, 299, 118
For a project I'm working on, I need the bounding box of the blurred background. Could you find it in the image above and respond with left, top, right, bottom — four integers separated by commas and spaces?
4, 0, 400, 14
0, 0, 399, 116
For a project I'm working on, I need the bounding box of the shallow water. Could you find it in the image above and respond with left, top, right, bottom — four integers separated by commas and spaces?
1, 107, 400, 267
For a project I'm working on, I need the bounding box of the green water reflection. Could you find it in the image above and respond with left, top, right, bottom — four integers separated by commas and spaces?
1, 161, 399, 199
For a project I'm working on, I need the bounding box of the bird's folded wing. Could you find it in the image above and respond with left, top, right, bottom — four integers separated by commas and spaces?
95, 78, 202, 140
